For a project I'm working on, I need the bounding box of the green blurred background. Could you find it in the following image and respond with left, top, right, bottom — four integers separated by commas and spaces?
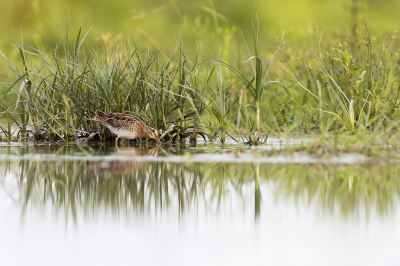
1, 0, 399, 52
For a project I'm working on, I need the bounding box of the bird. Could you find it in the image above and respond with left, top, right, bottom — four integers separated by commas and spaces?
88, 110, 161, 145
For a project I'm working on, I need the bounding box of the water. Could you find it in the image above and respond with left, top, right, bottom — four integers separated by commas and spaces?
0, 142, 399, 266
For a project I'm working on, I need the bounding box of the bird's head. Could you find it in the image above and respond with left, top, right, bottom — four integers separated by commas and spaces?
144, 125, 161, 144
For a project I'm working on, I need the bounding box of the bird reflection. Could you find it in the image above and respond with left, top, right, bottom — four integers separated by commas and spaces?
89, 146, 160, 174
113, 146, 160, 157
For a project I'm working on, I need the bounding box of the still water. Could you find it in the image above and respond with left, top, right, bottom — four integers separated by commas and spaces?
0, 142, 399, 266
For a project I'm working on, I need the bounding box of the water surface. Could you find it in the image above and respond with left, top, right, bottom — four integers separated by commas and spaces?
0, 142, 399, 265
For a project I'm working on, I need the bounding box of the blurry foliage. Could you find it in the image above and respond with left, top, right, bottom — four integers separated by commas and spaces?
1, 0, 400, 51
1, 0, 400, 83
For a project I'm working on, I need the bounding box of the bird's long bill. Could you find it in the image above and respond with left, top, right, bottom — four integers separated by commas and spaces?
156, 137, 161, 144
87, 117, 100, 122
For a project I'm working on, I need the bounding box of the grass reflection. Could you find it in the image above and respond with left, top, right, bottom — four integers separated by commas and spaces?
1, 145, 400, 220
269, 164, 400, 217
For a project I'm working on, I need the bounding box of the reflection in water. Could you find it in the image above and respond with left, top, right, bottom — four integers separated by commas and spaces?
89, 146, 159, 174
255, 163, 260, 219
1, 145, 400, 221
112, 146, 160, 157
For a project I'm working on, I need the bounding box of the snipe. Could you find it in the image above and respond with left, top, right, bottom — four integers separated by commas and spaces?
89, 110, 160, 145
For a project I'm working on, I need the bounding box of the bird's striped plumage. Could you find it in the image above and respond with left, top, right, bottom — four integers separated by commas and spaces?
89, 110, 160, 144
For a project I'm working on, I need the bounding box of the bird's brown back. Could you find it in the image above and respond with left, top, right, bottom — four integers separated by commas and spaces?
94, 110, 145, 129
96, 110, 144, 124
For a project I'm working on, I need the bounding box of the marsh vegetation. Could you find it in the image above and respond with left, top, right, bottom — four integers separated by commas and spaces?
0, 17, 399, 157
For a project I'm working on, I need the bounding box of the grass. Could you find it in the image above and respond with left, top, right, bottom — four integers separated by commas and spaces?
0, 21, 400, 156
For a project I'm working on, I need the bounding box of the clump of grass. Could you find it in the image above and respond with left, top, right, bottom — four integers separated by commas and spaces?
0, 22, 288, 145
0, 28, 217, 143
